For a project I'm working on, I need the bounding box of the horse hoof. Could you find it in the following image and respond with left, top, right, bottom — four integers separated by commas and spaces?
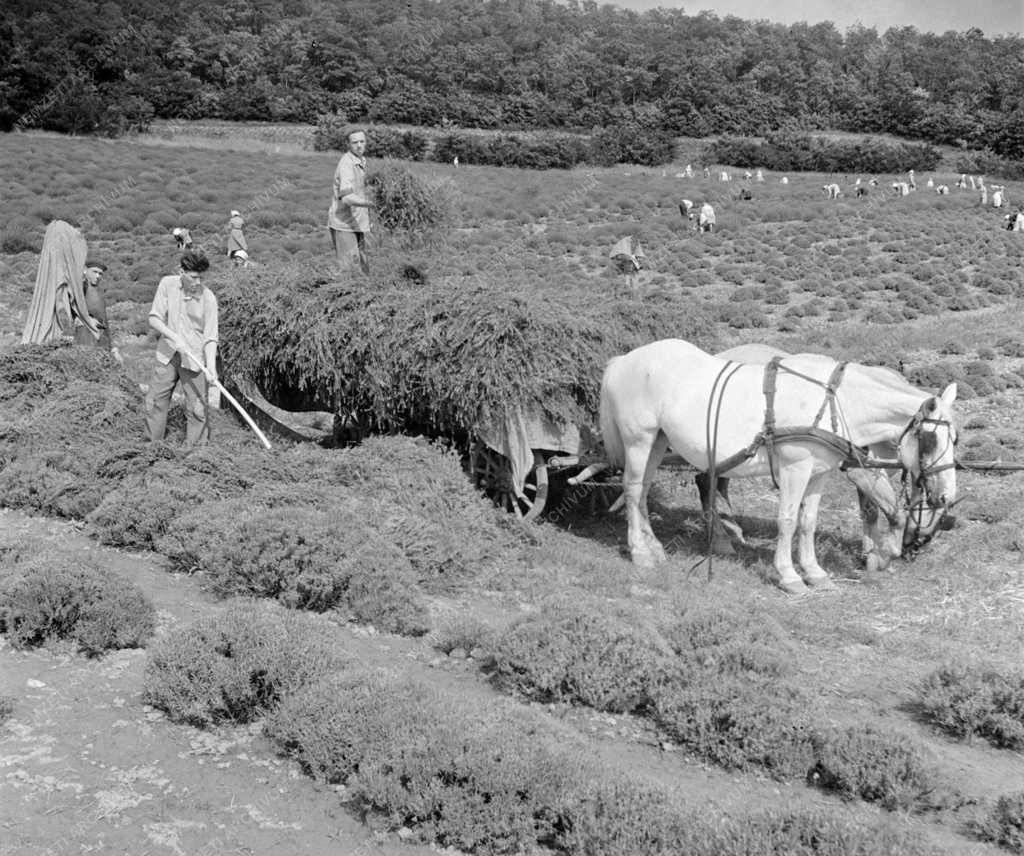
805, 575, 837, 591
779, 578, 809, 596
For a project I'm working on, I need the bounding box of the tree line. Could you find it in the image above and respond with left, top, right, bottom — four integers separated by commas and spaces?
1, 0, 1022, 161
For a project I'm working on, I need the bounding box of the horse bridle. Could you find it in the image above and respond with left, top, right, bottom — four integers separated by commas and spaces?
897, 408, 958, 553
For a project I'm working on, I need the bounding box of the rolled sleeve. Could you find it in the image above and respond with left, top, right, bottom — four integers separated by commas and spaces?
334, 158, 356, 200
148, 278, 169, 322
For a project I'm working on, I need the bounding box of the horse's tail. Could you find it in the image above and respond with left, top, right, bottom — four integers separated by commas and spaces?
599, 357, 626, 469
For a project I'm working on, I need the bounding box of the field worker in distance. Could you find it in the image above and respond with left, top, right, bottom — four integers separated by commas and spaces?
171, 227, 193, 250
74, 260, 119, 361
1012, 206, 1024, 232
609, 235, 645, 290
231, 248, 253, 267
226, 210, 248, 258
145, 250, 219, 448
327, 127, 374, 274
698, 201, 716, 233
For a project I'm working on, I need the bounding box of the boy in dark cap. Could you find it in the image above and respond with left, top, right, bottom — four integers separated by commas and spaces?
144, 250, 219, 446
74, 260, 118, 360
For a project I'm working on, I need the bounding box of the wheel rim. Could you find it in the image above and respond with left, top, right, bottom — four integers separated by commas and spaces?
470, 444, 548, 521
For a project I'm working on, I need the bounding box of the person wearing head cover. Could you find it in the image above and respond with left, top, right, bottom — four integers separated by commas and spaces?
226, 210, 248, 258
609, 235, 645, 291
171, 227, 194, 250
145, 249, 219, 447
22, 220, 103, 345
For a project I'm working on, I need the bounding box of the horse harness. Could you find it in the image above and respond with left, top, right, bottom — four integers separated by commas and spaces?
708, 356, 867, 488
704, 357, 955, 542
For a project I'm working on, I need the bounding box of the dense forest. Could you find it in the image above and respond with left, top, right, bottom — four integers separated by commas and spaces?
2, 0, 1023, 159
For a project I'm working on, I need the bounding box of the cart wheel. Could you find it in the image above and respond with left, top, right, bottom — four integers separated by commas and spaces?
470, 444, 549, 521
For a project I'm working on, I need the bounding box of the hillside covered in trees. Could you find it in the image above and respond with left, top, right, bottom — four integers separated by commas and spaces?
1, 0, 1022, 160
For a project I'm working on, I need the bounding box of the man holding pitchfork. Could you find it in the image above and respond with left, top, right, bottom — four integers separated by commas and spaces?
144, 250, 219, 447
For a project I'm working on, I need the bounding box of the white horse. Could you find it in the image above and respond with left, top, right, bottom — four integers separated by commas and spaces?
599, 339, 959, 594
699, 344, 956, 570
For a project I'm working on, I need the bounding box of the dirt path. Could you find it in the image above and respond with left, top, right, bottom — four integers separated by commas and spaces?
0, 508, 443, 856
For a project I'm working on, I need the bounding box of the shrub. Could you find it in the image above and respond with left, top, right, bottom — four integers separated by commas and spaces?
86, 458, 229, 548
142, 599, 342, 726
1, 225, 42, 254
368, 128, 430, 160
490, 598, 669, 713
266, 668, 588, 855
709, 134, 941, 172
0, 553, 155, 656
659, 601, 795, 678
288, 437, 525, 586
718, 302, 769, 328
955, 150, 1024, 182
808, 725, 940, 810
918, 663, 1024, 749
0, 366, 144, 519
975, 791, 1024, 854
651, 675, 817, 780
429, 613, 495, 656
589, 122, 676, 167
904, 361, 963, 391
567, 777, 944, 856
997, 338, 1024, 357
157, 493, 430, 634
0, 696, 14, 725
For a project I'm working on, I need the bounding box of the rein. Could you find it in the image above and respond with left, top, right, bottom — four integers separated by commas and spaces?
698, 359, 743, 580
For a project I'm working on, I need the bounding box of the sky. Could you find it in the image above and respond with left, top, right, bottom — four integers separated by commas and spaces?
610, 0, 1024, 36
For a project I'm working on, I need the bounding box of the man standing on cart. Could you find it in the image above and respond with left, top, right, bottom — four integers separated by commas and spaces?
327, 128, 375, 274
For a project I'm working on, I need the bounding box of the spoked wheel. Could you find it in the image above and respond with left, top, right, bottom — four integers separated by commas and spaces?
469, 443, 549, 521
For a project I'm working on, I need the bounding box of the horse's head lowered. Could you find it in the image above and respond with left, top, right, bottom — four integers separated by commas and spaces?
897, 383, 958, 511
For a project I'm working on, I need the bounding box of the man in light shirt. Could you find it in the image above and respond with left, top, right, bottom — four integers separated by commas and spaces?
327, 128, 374, 273
145, 250, 219, 447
